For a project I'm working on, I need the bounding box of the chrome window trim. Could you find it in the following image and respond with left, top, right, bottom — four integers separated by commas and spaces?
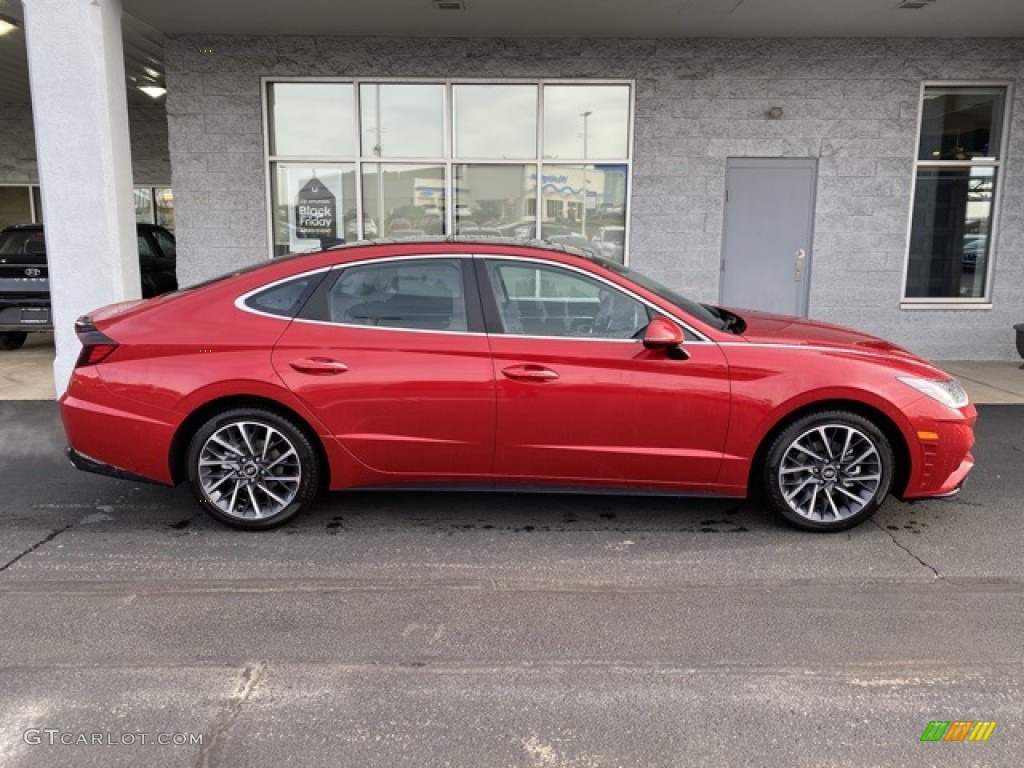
234, 264, 336, 322
238, 253, 483, 336
233, 250, 716, 344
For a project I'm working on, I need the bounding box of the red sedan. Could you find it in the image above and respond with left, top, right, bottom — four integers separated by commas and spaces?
60, 240, 975, 532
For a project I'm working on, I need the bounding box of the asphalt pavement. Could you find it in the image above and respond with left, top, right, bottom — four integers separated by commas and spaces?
1, 401, 1023, 767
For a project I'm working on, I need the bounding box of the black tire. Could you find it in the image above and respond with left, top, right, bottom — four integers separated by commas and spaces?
0, 332, 28, 351
185, 407, 320, 530
761, 409, 894, 532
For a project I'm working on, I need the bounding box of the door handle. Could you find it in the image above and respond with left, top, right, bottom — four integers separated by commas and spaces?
795, 248, 806, 282
289, 357, 349, 375
501, 364, 560, 382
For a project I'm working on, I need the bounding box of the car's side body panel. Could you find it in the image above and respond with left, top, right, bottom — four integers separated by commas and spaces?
488, 335, 732, 487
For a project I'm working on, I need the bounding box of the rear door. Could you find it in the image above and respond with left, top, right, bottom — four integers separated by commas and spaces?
271, 254, 496, 477
478, 256, 731, 487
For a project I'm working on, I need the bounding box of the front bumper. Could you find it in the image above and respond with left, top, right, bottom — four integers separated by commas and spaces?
900, 400, 977, 500
0, 297, 52, 332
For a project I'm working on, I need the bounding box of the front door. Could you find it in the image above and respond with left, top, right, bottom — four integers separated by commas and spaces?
720, 157, 817, 316
480, 258, 731, 488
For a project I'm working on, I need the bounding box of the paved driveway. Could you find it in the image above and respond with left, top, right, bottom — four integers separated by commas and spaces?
1, 401, 1022, 767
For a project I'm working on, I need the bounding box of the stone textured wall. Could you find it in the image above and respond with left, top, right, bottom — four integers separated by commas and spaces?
164, 35, 1024, 359
0, 104, 170, 186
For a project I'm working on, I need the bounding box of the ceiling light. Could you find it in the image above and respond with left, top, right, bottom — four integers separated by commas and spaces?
434, 1, 464, 10
138, 84, 167, 99
0, 14, 20, 35
897, 0, 935, 8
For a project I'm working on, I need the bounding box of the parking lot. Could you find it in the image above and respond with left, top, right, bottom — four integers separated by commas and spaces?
0, 393, 1022, 767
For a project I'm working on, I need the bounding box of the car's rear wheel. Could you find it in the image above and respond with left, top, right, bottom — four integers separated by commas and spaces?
0, 332, 28, 351
186, 408, 320, 530
762, 410, 894, 532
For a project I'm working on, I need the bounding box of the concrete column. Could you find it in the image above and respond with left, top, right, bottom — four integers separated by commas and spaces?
22, 0, 140, 395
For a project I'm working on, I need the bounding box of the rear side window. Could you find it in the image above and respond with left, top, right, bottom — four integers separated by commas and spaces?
326, 258, 467, 332
244, 276, 317, 318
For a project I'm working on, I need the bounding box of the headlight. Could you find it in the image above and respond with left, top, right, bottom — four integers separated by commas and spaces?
897, 376, 970, 410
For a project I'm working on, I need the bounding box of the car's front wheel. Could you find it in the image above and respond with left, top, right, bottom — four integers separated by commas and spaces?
186, 408, 320, 530
762, 410, 894, 532
0, 332, 28, 350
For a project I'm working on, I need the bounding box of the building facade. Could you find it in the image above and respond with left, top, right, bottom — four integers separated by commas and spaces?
163, 35, 1024, 360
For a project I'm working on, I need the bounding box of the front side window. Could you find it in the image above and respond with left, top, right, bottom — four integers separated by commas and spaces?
486, 260, 647, 339
327, 258, 468, 332
904, 85, 1009, 303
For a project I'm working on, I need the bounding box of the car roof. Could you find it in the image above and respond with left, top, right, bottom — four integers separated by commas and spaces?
317, 235, 598, 262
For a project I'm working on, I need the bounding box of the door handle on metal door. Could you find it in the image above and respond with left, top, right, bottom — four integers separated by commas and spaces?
501, 364, 560, 382
795, 248, 806, 282
289, 357, 349, 375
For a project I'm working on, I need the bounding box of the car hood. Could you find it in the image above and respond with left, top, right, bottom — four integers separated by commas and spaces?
729, 308, 939, 366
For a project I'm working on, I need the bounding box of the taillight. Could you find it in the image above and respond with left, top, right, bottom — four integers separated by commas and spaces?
74, 315, 119, 367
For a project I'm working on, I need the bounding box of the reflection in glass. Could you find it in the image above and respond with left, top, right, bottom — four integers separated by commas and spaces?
271, 163, 356, 257
541, 164, 627, 260
269, 83, 355, 157
360, 84, 445, 159
454, 165, 535, 236
919, 87, 1005, 162
362, 164, 447, 239
134, 188, 154, 224
906, 168, 995, 299
486, 261, 646, 339
454, 85, 537, 159
154, 188, 175, 230
543, 85, 630, 160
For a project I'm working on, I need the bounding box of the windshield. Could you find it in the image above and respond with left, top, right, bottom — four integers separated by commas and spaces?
590, 255, 729, 332
0, 229, 46, 259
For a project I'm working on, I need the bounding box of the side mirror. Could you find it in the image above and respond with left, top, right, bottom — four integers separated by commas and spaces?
642, 316, 686, 351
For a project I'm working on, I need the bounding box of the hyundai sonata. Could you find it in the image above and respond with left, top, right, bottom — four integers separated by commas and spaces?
60, 239, 975, 531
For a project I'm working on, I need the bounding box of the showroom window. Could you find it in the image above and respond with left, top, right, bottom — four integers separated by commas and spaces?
903, 84, 1011, 305
1, 185, 174, 230
0, 185, 40, 229
264, 80, 633, 261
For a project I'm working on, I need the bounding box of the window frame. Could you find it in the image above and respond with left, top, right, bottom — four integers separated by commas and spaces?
262, 77, 635, 263
900, 81, 1013, 309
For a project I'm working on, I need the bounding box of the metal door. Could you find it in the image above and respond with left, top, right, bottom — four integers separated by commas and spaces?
720, 158, 817, 316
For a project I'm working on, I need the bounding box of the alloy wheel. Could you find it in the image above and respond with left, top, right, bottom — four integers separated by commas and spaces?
777, 423, 883, 522
196, 420, 303, 521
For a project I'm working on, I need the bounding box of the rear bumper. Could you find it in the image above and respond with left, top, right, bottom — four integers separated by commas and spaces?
65, 446, 168, 486
60, 370, 179, 486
